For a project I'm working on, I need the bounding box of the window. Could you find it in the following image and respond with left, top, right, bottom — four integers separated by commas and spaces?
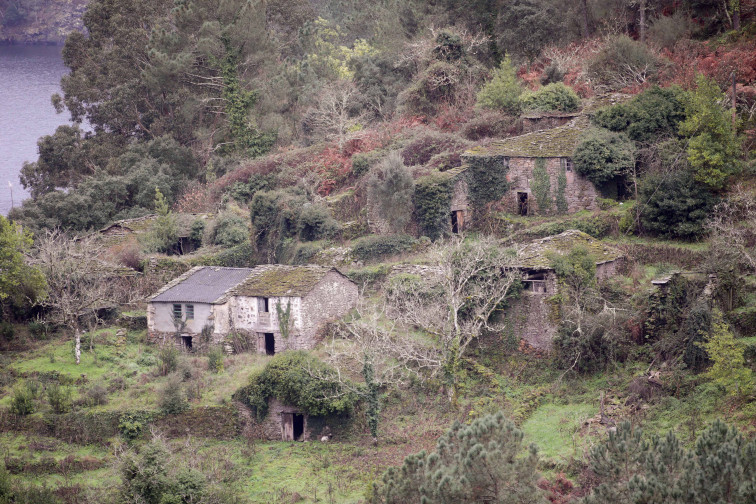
185, 304, 194, 320
173, 304, 182, 320
561, 157, 573, 172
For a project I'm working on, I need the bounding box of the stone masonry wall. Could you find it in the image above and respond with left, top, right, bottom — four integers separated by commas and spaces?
504, 157, 599, 215
300, 271, 359, 348
510, 291, 558, 350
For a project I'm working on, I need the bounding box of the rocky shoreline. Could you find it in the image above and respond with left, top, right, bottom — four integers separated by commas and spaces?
0, 0, 87, 45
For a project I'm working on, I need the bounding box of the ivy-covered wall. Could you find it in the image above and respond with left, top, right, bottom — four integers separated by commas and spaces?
414, 174, 454, 240
464, 155, 510, 209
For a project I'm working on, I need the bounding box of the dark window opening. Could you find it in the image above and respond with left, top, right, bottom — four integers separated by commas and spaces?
451, 212, 458, 233
265, 333, 275, 355
293, 414, 304, 441
181, 336, 193, 350
259, 297, 269, 313
518, 192, 529, 216
173, 304, 182, 320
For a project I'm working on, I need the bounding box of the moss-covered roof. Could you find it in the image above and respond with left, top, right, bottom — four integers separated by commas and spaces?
514, 229, 625, 270
231, 265, 345, 297
463, 116, 591, 159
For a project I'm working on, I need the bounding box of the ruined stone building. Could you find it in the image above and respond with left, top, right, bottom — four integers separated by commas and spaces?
147, 265, 358, 352
460, 117, 601, 218
509, 230, 625, 349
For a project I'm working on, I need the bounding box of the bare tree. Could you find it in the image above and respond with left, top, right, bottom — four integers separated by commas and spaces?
386, 236, 521, 406
31, 230, 118, 364
302, 80, 365, 148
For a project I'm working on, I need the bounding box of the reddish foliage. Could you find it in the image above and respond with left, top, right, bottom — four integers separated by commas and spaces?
316, 145, 353, 196
174, 182, 215, 213
432, 103, 474, 132
538, 473, 576, 504
664, 40, 756, 89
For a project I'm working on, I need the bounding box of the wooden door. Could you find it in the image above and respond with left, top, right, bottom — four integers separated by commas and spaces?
281, 413, 294, 441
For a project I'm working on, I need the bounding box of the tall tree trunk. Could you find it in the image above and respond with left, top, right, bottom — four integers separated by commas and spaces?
639, 0, 647, 43
74, 329, 81, 365
732, 0, 741, 30
581, 0, 592, 37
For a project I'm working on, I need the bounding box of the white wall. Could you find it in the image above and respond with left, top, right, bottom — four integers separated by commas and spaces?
150, 302, 215, 334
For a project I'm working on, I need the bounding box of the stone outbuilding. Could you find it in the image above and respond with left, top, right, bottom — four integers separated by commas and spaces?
460, 116, 604, 217
147, 265, 358, 352
509, 230, 625, 349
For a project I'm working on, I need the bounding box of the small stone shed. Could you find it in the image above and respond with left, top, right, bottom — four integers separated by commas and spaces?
147, 265, 358, 352
509, 230, 625, 349
461, 116, 600, 217
250, 398, 340, 442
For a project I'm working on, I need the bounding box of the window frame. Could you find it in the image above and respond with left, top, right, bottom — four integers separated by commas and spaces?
185, 304, 194, 320
172, 304, 182, 321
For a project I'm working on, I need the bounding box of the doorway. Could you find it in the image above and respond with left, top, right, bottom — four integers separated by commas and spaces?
518, 192, 529, 216
181, 336, 193, 350
450, 210, 464, 233
293, 414, 304, 441
451, 212, 458, 233
264, 333, 275, 355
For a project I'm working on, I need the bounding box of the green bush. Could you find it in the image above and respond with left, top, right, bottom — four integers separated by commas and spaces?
210, 213, 248, 247
234, 351, 357, 420
207, 347, 224, 374
157, 346, 179, 376
573, 128, 635, 186
212, 242, 256, 267
46, 383, 73, 414
368, 152, 415, 234
297, 205, 339, 241
0, 323, 13, 341
119, 411, 152, 442
159, 375, 189, 415
10, 386, 34, 416
648, 12, 694, 49
414, 175, 453, 240
352, 235, 417, 262
521, 82, 580, 112
592, 85, 688, 143
0, 462, 10, 504
475, 56, 523, 114
352, 152, 377, 178
639, 170, 717, 240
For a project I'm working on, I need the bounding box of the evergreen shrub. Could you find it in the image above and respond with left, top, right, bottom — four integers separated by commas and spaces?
521, 83, 580, 112
414, 175, 453, 240
352, 235, 417, 262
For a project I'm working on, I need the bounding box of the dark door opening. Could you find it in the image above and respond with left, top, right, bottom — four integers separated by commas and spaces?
293, 414, 304, 441
264, 333, 275, 355
518, 192, 529, 216
181, 336, 193, 350
451, 212, 458, 233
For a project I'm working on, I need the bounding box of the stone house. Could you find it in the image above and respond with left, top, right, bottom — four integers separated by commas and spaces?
460, 116, 603, 218
250, 398, 340, 442
509, 230, 625, 349
147, 265, 358, 352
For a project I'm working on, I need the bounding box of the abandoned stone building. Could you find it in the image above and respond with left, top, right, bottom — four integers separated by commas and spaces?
460, 117, 603, 218
249, 398, 342, 442
509, 230, 625, 349
147, 265, 358, 353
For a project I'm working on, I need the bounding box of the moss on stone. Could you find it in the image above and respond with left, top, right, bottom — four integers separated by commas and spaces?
232, 265, 335, 297
515, 229, 624, 270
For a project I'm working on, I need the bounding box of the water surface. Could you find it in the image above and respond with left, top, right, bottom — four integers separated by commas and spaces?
0, 44, 71, 215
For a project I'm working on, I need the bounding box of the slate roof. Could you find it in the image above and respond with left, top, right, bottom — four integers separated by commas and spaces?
515, 230, 624, 270
150, 266, 255, 304
231, 265, 338, 297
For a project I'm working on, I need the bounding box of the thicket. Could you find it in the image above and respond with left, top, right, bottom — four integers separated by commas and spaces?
370, 411, 545, 503
476, 56, 523, 114
521, 83, 580, 113
413, 175, 454, 240
573, 128, 635, 186
233, 351, 357, 420
586, 35, 663, 91
352, 234, 417, 262
367, 152, 415, 233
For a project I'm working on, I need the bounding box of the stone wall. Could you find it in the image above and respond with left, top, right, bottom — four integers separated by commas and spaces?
521, 115, 577, 134
510, 290, 558, 350
504, 157, 599, 215
250, 399, 339, 441
300, 271, 359, 347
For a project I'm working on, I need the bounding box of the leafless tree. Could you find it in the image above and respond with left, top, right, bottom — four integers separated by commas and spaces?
386, 236, 521, 405
31, 230, 119, 364
302, 80, 365, 148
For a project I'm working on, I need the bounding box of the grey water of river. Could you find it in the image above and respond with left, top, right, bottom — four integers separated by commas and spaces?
0, 44, 72, 215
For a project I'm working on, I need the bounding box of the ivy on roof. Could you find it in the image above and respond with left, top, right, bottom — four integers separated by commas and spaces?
515, 229, 624, 270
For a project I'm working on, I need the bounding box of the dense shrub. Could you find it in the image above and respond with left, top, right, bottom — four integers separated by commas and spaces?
157, 346, 179, 376
85, 384, 109, 407
494, 0, 567, 61
46, 383, 73, 414
398, 61, 462, 117
119, 411, 153, 442
10, 386, 34, 416
521, 83, 580, 112
401, 133, 468, 167
592, 86, 688, 143
212, 242, 255, 267
648, 12, 694, 49
461, 111, 519, 140
573, 128, 635, 186
209, 213, 248, 247
587, 35, 662, 91
367, 152, 415, 234
207, 347, 224, 374
475, 56, 523, 114
370, 411, 543, 503
352, 234, 417, 262
639, 170, 717, 240
297, 204, 339, 241
351, 152, 375, 178
414, 175, 454, 240
234, 351, 357, 420
158, 375, 189, 415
